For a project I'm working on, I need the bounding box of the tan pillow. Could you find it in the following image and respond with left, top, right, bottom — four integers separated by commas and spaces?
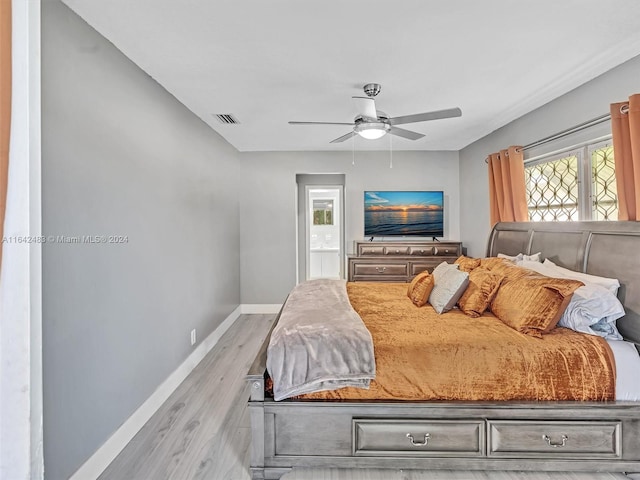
454, 255, 481, 273
490, 276, 584, 337
457, 268, 503, 318
480, 256, 509, 271
407, 272, 435, 307
483, 259, 534, 283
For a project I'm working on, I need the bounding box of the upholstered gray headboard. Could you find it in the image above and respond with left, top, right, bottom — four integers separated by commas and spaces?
487, 221, 640, 345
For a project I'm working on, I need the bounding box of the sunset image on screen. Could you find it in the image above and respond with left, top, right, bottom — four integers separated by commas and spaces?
364, 191, 443, 237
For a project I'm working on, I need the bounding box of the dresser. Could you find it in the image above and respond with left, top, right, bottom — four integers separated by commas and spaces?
348, 240, 462, 282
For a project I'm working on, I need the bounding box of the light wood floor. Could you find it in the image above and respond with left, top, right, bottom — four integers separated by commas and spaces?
100, 314, 631, 480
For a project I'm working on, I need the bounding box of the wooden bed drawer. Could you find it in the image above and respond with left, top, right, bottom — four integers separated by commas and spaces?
353, 419, 484, 457
488, 420, 621, 459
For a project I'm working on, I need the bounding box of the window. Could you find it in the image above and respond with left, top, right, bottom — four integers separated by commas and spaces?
312, 199, 334, 225
524, 140, 618, 221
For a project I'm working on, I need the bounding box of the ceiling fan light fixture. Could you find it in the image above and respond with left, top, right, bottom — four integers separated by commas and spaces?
355, 122, 390, 140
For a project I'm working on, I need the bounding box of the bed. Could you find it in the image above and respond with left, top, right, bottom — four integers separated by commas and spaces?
246, 221, 640, 479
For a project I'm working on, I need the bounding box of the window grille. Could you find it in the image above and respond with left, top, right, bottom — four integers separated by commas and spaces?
525, 154, 579, 221
589, 144, 618, 220
524, 139, 618, 221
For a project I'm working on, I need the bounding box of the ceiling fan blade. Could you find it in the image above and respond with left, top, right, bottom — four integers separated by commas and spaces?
289, 121, 355, 125
389, 107, 462, 126
330, 131, 357, 144
389, 127, 425, 140
352, 96, 377, 119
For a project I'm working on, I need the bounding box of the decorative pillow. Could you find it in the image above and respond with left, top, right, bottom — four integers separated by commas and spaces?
407, 272, 435, 307
428, 268, 469, 314
480, 256, 509, 270
490, 276, 584, 337
457, 268, 504, 318
454, 255, 481, 273
483, 259, 535, 283
431, 261, 459, 282
543, 259, 620, 295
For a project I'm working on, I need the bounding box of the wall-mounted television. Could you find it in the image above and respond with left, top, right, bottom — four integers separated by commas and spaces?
364, 191, 444, 237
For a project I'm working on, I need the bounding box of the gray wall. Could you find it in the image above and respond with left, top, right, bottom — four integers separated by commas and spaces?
459, 54, 640, 258
240, 150, 460, 304
41, 2, 241, 479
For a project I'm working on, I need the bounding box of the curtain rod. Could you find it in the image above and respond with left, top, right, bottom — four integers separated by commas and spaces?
484, 104, 629, 163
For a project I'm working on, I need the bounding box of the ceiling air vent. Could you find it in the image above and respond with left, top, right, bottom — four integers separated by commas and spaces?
213, 113, 240, 125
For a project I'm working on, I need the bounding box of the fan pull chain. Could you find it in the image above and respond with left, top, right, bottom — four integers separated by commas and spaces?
389, 132, 393, 169
352, 133, 356, 166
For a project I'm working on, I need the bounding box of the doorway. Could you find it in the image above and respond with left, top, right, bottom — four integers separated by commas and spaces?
307, 187, 342, 279
296, 174, 345, 282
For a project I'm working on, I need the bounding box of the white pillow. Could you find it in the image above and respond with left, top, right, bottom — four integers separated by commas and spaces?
557, 283, 624, 340
523, 252, 542, 262
431, 261, 458, 283
517, 260, 559, 276
497, 253, 523, 262
428, 268, 469, 314
498, 252, 541, 262
543, 259, 620, 295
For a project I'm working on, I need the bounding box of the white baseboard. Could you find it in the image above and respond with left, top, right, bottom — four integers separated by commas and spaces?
240, 304, 282, 314
69, 305, 242, 480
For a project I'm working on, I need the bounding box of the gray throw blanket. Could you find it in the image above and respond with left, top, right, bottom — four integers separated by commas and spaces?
267, 279, 376, 401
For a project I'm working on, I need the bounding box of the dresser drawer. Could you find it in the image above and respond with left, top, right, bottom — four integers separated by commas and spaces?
409, 263, 435, 276
488, 420, 621, 459
352, 263, 407, 277
358, 245, 385, 256
353, 419, 484, 457
433, 244, 460, 256
384, 246, 410, 256
409, 246, 434, 256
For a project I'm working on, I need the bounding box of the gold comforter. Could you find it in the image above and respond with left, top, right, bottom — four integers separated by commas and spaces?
299, 282, 615, 401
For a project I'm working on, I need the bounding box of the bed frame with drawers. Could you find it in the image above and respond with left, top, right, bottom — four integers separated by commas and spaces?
247, 221, 640, 479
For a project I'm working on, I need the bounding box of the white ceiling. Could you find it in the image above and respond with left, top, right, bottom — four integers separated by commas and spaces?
61, 0, 640, 152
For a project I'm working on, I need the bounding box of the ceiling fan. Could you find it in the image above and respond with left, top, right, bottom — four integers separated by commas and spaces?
288, 83, 462, 144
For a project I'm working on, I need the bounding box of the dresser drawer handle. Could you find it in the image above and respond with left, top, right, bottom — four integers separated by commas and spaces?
375, 267, 386, 273
420, 249, 425, 253
406, 433, 430, 447
542, 434, 568, 448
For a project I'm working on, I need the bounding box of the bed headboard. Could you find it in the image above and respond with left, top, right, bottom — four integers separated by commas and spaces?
487, 221, 640, 346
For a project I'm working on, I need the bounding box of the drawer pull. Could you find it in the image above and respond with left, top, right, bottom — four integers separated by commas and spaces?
542, 434, 568, 448
420, 249, 425, 253
406, 433, 430, 447
375, 267, 386, 273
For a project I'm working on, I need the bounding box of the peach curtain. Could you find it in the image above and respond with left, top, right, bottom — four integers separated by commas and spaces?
488, 146, 528, 226
611, 94, 640, 221
0, 0, 11, 269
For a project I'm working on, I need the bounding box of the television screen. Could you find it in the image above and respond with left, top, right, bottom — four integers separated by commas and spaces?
364, 191, 444, 237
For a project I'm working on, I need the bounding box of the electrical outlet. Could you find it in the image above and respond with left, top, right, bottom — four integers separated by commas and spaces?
190, 329, 196, 346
